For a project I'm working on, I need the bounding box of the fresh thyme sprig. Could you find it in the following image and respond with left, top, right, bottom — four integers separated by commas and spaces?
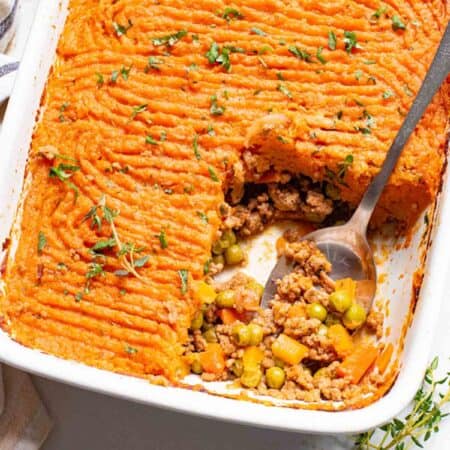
355, 357, 450, 450
82, 196, 149, 281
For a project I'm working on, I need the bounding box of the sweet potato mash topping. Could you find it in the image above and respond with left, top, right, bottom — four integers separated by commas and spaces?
0, 0, 449, 395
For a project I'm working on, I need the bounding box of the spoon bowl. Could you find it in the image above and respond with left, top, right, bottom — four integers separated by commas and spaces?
261, 221, 376, 312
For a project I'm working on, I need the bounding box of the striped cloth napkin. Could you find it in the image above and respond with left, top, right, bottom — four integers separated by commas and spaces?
0, 0, 52, 448
0, 0, 19, 103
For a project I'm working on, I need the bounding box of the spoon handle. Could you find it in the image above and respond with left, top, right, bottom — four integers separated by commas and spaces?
349, 21, 450, 233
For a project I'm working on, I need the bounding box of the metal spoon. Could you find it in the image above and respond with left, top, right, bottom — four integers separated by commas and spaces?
262, 22, 450, 311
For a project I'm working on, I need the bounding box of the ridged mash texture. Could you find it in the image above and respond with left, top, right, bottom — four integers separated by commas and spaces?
1, 0, 449, 384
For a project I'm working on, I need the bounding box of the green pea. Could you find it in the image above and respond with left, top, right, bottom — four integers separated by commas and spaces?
247, 279, 264, 299
247, 323, 264, 345
240, 368, 262, 388
220, 229, 237, 248
329, 290, 352, 313
306, 303, 328, 322
232, 324, 251, 346
203, 327, 218, 343
215, 290, 236, 308
231, 359, 244, 377
343, 303, 367, 330
212, 240, 225, 255
212, 254, 225, 266
190, 311, 203, 330
191, 360, 203, 374
224, 244, 244, 265
265, 366, 286, 389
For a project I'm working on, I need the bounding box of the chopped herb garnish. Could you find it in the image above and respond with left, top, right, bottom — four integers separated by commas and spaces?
288, 46, 312, 62
196, 211, 208, 224
206, 42, 220, 63
328, 31, 337, 51
96, 72, 104, 87
86, 262, 105, 280
259, 45, 273, 55
392, 15, 406, 31
277, 84, 292, 99
203, 258, 211, 275
130, 104, 147, 120
178, 269, 189, 294
157, 229, 168, 249
355, 70, 363, 80
205, 42, 236, 72
152, 30, 188, 47
277, 135, 288, 144
187, 63, 199, 72
276, 72, 285, 81
208, 166, 219, 182
210, 95, 225, 116
356, 126, 371, 135
316, 46, 327, 64
250, 27, 266, 36
37, 231, 47, 255
125, 346, 138, 354
49, 163, 80, 200
75, 292, 83, 302
120, 65, 132, 80
222, 7, 243, 21
343, 31, 359, 54
90, 238, 116, 254
337, 154, 354, 182
58, 102, 70, 122
364, 60, 376, 65
207, 124, 215, 136
119, 288, 127, 295
382, 89, 394, 99
336, 110, 343, 119
193, 134, 201, 160
57, 262, 67, 270
110, 71, 119, 83
160, 131, 167, 141
224, 45, 245, 54
372, 6, 387, 20
133, 255, 149, 268
145, 135, 158, 145
113, 19, 133, 37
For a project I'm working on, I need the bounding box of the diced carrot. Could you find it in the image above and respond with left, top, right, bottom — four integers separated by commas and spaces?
328, 324, 354, 358
271, 334, 308, 365
376, 343, 393, 374
242, 346, 264, 368
200, 343, 225, 374
218, 308, 240, 324
276, 236, 287, 256
337, 342, 378, 384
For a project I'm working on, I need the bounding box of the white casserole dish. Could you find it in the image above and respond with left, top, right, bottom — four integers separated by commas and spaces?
0, 0, 449, 434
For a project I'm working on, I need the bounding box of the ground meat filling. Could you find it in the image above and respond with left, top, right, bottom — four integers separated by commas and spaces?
187, 239, 384, 403
223, 175, 345, 237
